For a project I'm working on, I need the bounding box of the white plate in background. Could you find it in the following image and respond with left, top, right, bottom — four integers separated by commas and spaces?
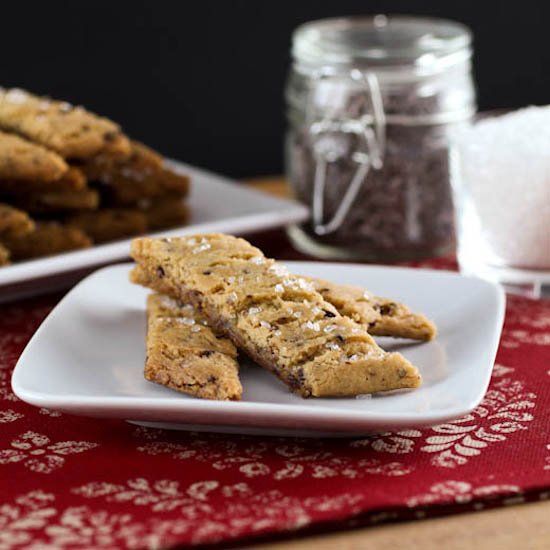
12, 261, 505, 437
0, 161, 308, 302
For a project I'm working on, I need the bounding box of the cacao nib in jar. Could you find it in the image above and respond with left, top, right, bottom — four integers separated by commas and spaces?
285, 15, 476, 261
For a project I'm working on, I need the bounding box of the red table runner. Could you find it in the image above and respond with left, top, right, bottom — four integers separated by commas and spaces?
1, 247, 549, 549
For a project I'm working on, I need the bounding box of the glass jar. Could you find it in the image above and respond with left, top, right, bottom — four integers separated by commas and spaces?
285, 15, 476, 260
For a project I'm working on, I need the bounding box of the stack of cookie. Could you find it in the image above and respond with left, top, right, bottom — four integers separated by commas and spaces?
130, 233, 437, 400
0, 88, 190, 265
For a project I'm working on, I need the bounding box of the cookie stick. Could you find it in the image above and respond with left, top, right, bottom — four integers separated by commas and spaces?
0, 203, 34, 238
0, 88, 130, 160
3, 222, 91, 261
0, 130, 68, 182
146, 293, 242, 401
3, 188, 99, 215
66, 209, 147, 243
308, 277, 437, 341
130, 234, 421, 398
0, 242, 10, 265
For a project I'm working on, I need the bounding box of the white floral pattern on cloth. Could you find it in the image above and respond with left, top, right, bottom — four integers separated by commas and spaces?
0, 431, 99, 474
39, 408, 62, 417
350, 430, 423, 454
349, 366, 537, 469
0, 409, 24, 423
419, 376, 536, 468
0, 482, 367, 548
0, 368, 19, 402
406, 480, 521, 507
499, 295, 550, 349
501, 329, 550, 348
137, 436, 414, 480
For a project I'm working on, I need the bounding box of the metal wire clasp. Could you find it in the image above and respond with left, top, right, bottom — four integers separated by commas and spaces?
307, 69, 386, 235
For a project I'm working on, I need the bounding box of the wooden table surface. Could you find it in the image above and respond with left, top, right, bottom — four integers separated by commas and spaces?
244, 177, 550, 550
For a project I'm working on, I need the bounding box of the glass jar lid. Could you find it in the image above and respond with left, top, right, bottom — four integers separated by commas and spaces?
292, 15, 472, 74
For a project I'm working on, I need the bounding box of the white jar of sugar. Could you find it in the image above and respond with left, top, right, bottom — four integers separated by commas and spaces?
451, 107, 550, 291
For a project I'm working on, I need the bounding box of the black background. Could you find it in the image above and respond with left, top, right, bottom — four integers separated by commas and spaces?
2, 1, 548, 177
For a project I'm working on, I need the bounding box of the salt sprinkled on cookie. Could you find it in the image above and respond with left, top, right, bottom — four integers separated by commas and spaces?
176, 317, 195, 326
4, 88, 28, 104
193, 242, 211, 254
269, 263, 289, 277
159, 295, 183, 309
303, 321, 320, 331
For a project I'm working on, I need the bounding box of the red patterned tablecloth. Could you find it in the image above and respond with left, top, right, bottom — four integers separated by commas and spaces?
1, 242, 549, 549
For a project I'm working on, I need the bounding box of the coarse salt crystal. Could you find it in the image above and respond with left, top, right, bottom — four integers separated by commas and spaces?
227, 292, 238, 303
303, 321, 320, 331
324, 324, 337, 333
312, 306, 322, 315
193, 243, 211, 254
325, 342, 340, 351
293, 311, 302, 318
297, 278, 314, 291
5, 89, 28, 104
181, 317, 195, 326
269, 264, 289, 277
349, 354, 360, 361
159, 295, 181, 309
227, 276, 236, 284
274, 284, 284, 293
260, 321, 271, 329
250, 256, 265, 265
191, 325, 201, 333
248, 307, 262, 316
274, 330, 282, 337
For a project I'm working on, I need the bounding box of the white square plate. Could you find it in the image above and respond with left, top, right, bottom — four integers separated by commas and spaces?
12, 262, 505, 437
0, 161, 308, 302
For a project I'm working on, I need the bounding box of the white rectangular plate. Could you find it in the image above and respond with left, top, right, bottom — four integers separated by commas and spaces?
0, 161, 308, 302
12, 262, 505, 437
